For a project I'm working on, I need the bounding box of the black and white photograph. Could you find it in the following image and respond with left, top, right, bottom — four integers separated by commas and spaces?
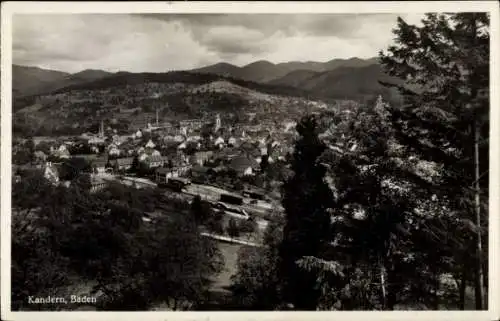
1, 1, 499, 318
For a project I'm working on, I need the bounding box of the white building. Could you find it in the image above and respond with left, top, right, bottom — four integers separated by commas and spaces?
145, 139, 156, 149
214, 136, 225, 148
44, 162, 60, 185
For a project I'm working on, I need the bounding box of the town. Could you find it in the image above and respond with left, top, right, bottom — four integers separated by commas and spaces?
8, 9, 492, 313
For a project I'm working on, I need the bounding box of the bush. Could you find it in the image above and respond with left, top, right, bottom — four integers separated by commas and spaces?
206, 210, 224, 234
227, 218, 240, 238
239, 218, 257, 234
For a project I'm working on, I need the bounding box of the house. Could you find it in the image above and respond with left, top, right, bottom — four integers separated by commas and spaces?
143, 154, 164, 169
111, 134, 127, 145
88, 136, 106, 145
229, 156, 260, 176
246, 148, 262, 160
91, 157, 108, 174
173, 135, 184, 143
44, 162, 61, 185
134, 130, 143, 139
186, 135, 201, 142
217, 148, 240, 162
191, 151, 213, 166
169, 153, 188, 167
190, 165, 211, 178
268, 149, 281, 164
270, 140, 281, 153
155, 166, 191, 183
54, 144, 70, 159
108, 144, 121, 157
214, 136, 225, 148
177, 142, 187, 150
228, 137, 238, 147
155, 167, 174, 183
90, 175, 108, 193
180, 119, 203, 130
145, 139, 156, 149
110, 157, 134, 172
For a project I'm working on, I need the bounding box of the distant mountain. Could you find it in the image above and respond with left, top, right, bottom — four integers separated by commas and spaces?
192, 62, 242, 78
275, 61, 325, 73
191, 57, 380, 84
270, 63, 402, 102
69, 69, 113, 82
191, 60, 291, 84
12, 65, 113, 97
301, 64, 401, 101
13, 65, 70, 97
268, 69, 320, 88
323, 57, 379, 71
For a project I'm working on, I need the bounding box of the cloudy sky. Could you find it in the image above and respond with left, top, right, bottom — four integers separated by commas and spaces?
13, 13, 424, 73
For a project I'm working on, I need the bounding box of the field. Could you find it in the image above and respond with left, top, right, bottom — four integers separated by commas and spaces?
212, 242, 242, 293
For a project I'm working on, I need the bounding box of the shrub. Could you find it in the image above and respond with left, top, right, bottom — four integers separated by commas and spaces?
227, 218, 240, 238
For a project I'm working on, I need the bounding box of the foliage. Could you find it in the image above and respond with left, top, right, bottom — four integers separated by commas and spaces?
11, 172, 223, 311
190, 195, 213, 224
205, 210, 225, 235
227, 218, 240, 238
379, 12, 490, 309
279, 114, 335, 310
59, 157, 92, 181
230, 219, 283, 310
238, 218, 258, 234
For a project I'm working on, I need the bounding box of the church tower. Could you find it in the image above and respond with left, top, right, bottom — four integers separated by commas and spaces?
99, 120, 104, 138
215, 113, 221, 133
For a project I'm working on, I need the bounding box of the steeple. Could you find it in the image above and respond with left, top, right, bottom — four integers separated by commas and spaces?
99, 120, 104, 138
215, 113, 221, 133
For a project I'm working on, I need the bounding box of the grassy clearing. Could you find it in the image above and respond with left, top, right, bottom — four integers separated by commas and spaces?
211, 242, 242, 292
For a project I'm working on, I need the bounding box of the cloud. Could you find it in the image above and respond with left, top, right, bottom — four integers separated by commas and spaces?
12, 13, 426, 73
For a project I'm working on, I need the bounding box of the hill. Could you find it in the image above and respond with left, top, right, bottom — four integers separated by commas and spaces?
269, 64, 402, 102
50, 70, 313, 99
65, 69, 113, 83
192, 80, 274, 102
192, 62, 242, 78
13, 65, 70, 97
300, 64, 398, 99
268, 69, 320, 88
12, 65, 113, 97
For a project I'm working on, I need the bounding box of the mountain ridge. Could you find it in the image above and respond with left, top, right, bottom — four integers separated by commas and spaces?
190, 56, 380, 83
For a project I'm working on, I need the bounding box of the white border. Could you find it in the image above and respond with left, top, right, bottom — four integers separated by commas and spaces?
1, 2, 499, 321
